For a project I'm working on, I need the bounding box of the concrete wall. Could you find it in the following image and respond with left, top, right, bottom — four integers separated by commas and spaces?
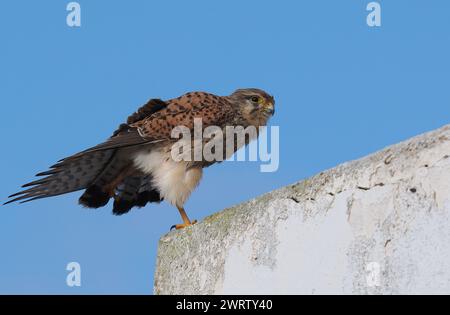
154, 124, 450, 295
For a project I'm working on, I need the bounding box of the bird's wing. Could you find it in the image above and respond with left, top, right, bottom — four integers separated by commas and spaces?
73, 98, 169, 155
5, 99, 169, 205
73, 94, 234, 156
132, 92, 236, 140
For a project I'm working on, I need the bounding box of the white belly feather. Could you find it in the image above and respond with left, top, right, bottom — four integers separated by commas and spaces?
132, 148, 202, 208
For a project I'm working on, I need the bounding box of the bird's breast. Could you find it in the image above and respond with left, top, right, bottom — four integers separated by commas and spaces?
132, 146, 202, 207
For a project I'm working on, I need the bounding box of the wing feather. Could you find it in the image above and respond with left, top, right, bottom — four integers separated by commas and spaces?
132, 92, 236, 140
4, 150, 115, 205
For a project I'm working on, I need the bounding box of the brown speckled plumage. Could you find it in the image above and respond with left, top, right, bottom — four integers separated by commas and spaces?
5, 88, 275, 224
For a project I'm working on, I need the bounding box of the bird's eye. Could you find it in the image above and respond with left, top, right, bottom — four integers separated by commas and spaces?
251, 96, 260, 103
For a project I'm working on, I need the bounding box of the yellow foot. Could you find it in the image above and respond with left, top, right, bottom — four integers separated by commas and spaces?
171, 220, 198, 230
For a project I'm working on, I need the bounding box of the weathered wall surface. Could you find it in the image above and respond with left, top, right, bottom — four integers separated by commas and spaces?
154, 125, 450, 295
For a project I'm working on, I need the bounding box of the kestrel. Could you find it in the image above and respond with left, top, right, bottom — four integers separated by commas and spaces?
5, 89, 275, 229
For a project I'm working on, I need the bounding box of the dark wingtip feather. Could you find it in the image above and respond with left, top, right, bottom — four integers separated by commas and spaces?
4, 195, 33, 205
9, 186, 41, 198
19, 196, 46, 204
112, 190, 161, 214
35, 170, 59, 177
8, 192, 23, 198
79, 185, 110, 209
112, 198, 134, 215
8, 192, 19, 198
22, 178, 50, 188
135, 190, 161, 207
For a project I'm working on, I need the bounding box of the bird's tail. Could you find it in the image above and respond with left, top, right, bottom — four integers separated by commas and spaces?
5, 147, 162, 214
5, 149, 116, 205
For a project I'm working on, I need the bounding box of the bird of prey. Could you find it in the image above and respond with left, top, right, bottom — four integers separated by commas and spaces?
5, 89, 275, 229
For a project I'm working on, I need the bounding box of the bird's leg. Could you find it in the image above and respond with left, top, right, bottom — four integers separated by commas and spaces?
172, 206, 197, 230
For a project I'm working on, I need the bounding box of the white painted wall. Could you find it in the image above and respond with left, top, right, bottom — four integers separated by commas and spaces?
154, 124, 450, 294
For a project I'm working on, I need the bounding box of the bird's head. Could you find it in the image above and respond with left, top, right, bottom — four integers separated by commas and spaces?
229, 88, 275, 125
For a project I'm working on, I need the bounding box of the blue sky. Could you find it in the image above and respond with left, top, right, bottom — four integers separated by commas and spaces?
0, 1, 449, 294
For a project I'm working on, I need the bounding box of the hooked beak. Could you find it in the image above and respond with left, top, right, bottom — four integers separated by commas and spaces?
266, 101, 275, 115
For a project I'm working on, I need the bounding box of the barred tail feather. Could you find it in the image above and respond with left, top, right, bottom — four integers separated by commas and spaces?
5, 150, 115, 205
